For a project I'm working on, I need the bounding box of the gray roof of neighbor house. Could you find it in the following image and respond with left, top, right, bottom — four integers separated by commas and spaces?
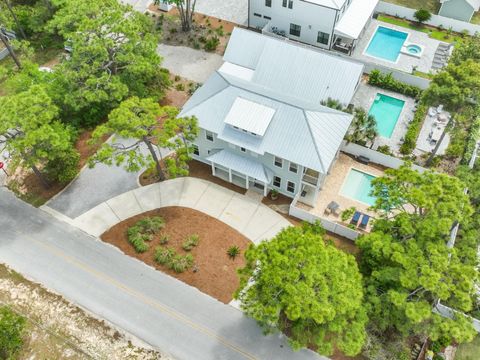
303, 0, 348, 10
180, 71, 353, 174
441, 0, 480, 10
223, 28, 364, 106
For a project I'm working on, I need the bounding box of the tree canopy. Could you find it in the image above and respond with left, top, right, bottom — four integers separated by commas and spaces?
357, 165, 477, 345
236, 223, 367, 356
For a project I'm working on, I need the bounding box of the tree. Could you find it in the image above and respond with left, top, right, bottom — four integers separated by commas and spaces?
236, 223, 367, 356
451, 33, 480, 65
345, 107, 378, 147
0, 85, 79, 188
1, 0, 26, 38
414, 9, 432, 25
357, 165, 478, 345
0, 28, 21, 68
158, 0, 197, 32
0, 306, 26, 359
89, 97, 195, 181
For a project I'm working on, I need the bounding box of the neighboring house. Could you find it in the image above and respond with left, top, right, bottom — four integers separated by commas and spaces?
180, 28, 364, 205
439, 0, 480, 22
248, 0, 379, 55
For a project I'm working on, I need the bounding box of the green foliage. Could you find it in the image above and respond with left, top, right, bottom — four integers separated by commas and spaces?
414, 9, 432, 24
204, 36, 219, 52
345, 107, 378, 146
236, 223, 367, 356
377, 145, 393, 156
127, 226, 151, 253
320, 97, 347, 111
341, 207, 356, 222
227, 245, 240, 259
135, 216, 165, 234
154, 247, 176, 265
368, 70, 422, 98
460, 112, 480, 165
0, 306, 26, 359
175, 83, 185, 91
399, 103, 428, 155
159, 234, 169, 245
182, 234, 199, 251
450, 34, 480, 66
154, 247, 193, 273
358, 165, 477, 345
44, 146, 80, 183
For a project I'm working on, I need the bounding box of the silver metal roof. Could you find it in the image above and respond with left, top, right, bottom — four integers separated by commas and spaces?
224, 97, 275, 136
334, 0, 379, 39
223, 28, 364, 106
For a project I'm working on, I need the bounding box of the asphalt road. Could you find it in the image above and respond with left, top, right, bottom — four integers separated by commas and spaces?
0, 188, 326, 360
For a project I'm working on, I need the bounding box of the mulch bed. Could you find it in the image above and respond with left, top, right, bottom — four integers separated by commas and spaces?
100, 207, 252, 303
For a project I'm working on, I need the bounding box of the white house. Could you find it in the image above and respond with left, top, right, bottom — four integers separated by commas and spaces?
180, 28, 364, 205
439, 0, 480, 22
248, 0, 379, 55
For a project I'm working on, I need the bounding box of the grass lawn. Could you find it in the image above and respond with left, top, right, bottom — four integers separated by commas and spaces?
456, 336, 480, 360
383, 0, 440, 13
378, 15, 464, 43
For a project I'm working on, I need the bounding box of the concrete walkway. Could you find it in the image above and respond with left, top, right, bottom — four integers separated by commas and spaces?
195, 0, 248, 25
45, 177, 291, 243
157, 44, 224, 83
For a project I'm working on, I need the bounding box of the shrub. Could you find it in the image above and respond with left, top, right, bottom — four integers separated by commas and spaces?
45, 147, 80, 184
215, 25, 224, 36
414, 9, 432, 24
461, 114, 480, 164
368, 70, 422, 98
198, 36, 207, 43
170, 254, 194, 273
400, 103, 428, 155
154, 247, 176, 266
193, 41, 200, 49
127, 228, 150, 253
377, 145, 393, 155
159, 234, 169, 245
0, 306, 26, 359
341, 207, 356, 222
174, 75, 181, 82
227, 245, 240, 259
175, 83, 185, 91
136, 216, 165, 234
182, 234, 199, 251
204, 36, 220, 52
169, 28, 177, 34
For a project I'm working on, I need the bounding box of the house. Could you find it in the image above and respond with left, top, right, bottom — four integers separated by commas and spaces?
248, 0, 379, 55
180, 28, 364, 205
439, 0, 480, 22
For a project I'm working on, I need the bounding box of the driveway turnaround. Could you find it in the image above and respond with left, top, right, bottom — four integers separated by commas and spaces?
49, 177, 291, 244
157, 44, 224, 83
195, 0, 248, 25
0, 188, 326, 360
120, 0, 152, 13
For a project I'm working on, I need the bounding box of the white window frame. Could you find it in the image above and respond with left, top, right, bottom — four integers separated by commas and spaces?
289, 162, 298, 173
274, 156, 283, 168
273, 176, 281, 188
287, 181, 295, 193
205, 130, 214, 142
192, 144, 199, 156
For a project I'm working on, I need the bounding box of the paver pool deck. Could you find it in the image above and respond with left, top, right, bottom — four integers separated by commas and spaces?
43, 177, 291, 244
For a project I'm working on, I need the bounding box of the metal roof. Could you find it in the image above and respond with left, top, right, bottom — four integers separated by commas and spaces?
223, 28, 364, 106
224, 97, 275, 136
441, 0, 480, 11
180, 72, 353, 173
206, 149, 274, 184
334, 0, 379, 39
303, 0, 347, 10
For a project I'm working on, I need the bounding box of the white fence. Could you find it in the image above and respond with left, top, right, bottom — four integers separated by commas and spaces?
341, 141, 427, 173
0, 48, 8, 61
376, 1, 480, 35
362, 62, 431, 89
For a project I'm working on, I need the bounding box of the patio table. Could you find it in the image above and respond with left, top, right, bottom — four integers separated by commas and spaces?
327, 201, 340, 212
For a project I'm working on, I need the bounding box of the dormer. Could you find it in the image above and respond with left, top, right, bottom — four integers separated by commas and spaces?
224, 97, 275, 138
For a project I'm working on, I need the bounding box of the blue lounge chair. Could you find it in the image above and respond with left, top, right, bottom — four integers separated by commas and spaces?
350, 211, 361, 225
359, 214, 370, 229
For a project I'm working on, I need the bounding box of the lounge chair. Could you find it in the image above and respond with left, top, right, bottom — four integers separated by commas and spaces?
350, 211, 361, 226
359, 214, 370, 229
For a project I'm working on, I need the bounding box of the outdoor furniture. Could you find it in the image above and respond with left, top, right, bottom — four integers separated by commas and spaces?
357, 155, 370, 165
359, 214, 370, 229
428, 107, 438, 117
350, 211, 361, 225
327, 201, 340, 216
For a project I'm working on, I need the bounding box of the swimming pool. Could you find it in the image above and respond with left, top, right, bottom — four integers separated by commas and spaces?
341, 169, 377, 206
366, 26, 408, 62
368, 93, 405, 138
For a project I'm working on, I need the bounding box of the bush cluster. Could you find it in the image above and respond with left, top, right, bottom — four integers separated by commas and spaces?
461, 114, 480, 165
368, 70, 422, 98
127, 216, 164, 253
399, 103, 428, 155
154, 247, 194, 273
204, 36, 220, 52
182, 234, 199, 251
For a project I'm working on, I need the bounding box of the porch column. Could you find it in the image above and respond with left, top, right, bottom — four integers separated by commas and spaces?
245, 175, 249, 189
313, 186, 320, 203
263, 182, 268, 197
228, 168, 232, 183
211, 161, 216, 176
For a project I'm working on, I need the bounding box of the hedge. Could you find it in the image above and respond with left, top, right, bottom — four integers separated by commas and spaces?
400, 103, 428, 155
368, 69, 422, 98
461, 114, 480, 165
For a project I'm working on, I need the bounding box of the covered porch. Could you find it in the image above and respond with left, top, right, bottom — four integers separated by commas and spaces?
332, 0, 378, 55
206, 149, 273, 197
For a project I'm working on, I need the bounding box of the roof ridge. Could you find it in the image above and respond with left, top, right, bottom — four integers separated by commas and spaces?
302, 109, 326, 173
180, 72, 230, 114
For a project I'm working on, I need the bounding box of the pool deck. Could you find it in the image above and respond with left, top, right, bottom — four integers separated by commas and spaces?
297, 153, 385, 232
353, 19, 444, 74
352, 81, 416, 155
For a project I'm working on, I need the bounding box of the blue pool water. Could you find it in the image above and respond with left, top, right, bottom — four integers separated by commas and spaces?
368, 93, 405, 138
366, 26, 408, 62
341, 169, 376, 206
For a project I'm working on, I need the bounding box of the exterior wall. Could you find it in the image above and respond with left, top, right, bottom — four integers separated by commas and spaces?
439, 0, 475, 22
192, 128, 309, 198
376, 1, 480, 35
249, 0, 339, 49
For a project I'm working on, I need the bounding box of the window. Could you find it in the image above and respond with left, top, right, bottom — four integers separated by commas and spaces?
253, 13, 261, 17
264, 15, 271, 20
265, 0, 272, 7
289, 162, 298, 173
192, 144, 199, 156
289, 23, 301, 37
282, 0, 287, 7
287, 181, 295, 193
240, 147, 246, 152
274, 156, 283, 168
317, 31, 330, 45
288, 0, 293, 9
205, 130, 214, 142
273, 176, 281, 187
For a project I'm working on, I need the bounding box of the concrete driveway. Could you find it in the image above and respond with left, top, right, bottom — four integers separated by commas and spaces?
44, 177, 291, 244
195, 0, 248, 25
157, 44, 223, 83
0, 188, 326, 360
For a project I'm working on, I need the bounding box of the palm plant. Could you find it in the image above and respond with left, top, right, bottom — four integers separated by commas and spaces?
345, 107, 378, 147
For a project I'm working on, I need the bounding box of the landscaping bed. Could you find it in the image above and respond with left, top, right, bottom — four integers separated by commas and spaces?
100, 207, 252, 303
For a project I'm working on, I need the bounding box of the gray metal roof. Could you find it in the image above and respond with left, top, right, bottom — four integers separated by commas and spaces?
223, 28, 364, 106
180, 72, 353, 173
223, 97, 275, 136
